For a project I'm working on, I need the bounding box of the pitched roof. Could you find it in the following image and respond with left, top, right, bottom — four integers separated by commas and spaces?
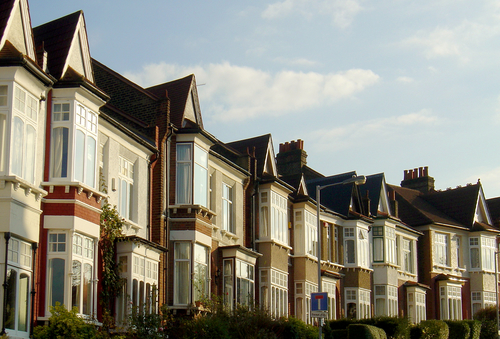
487, 197, 500, 226
389, 184, 462, 227
306, 171, 359, 218
0, 0, 15, 43
421, 184, 480, 227
147, 75, 202, 129
33, 11, 81, 80
226, 134, 274, 178
359, 173, 385, 217
92, 59, 163, 139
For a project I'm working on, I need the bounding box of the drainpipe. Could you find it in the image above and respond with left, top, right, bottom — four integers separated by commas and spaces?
1, 232, 11, 335
29, 243, 38, 338
164, 126, 173, 306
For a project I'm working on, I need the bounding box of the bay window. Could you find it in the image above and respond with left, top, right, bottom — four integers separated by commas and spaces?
261, 269, 288, 317
439, 282, 462, 320
71, 234, 94, 316
469, 236, 496, 271
259, 190, 288, 244
174, 242, 191, 305
372, 226, 383, 262
193, 243, 209, 301
407, 287, 426, 323
5, 238, 32, 336
305, 211, 317, 256
236, 260, 254, 306
223, 259, 233, 309
323, 280, 337, 320
345, 288, 371, 319
175, 143, 208, 207
50, 102, 98, 188
374, 285, 398, 317
345, 228, 355, 264
402, 238, 413, 273
11, 85, 37, 183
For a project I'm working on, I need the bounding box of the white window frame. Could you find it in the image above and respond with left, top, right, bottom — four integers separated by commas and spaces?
305, 210, 317, 257
439, 282, 462, 320
259, 189, 288, 244
435, 233, 449, 266
345, 287, 371, 319
323, 279, 337, 320
236, 260, 254, 307
5, 238, 32, 337
402, 238, 413, 273
71, 233, 95, 317
374, 285, 398, 317
261, 268, 288, 318
407, 287, 426, 323
222, 183, 234, 233
344, 227, 356, 265
118, 157, 134, 221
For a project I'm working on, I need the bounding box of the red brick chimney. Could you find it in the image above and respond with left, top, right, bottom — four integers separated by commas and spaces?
401, 166, 435, 193
276, 139, 307, 176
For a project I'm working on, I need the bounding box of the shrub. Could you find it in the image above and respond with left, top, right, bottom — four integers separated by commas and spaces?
277, 316, 318, 339
474, 306, 499, 339
330, 329, 348, 339
364, 317, 410, 339
444, 321, 470, 339
348, 324, 387, 339
462, 320, 481, 339
410, 320, 448, 339
33, 303, 97, 339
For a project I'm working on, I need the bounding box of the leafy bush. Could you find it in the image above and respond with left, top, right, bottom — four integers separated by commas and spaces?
410, 320, 448, 339
278, 316, 318, 339
330, 329, 348, 339
473, 306, 497, 339
348, 324, 387, 339
33, 303, 97, 339
444, 320, 470, 339
462, 320, 481, 339
325, 317, 409, 339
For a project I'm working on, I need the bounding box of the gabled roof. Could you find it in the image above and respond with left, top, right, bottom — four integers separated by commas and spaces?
0, 0, 36, 61
306, 171, 360, 218
359, 173, 390, 217
33, 10, 93, 82
147, 74, 203, 130
487, 197, 500, 227
92, 59, 163, 140
390, 182, 497, 232
389, 185, 462, 227
227, 134, 277, 178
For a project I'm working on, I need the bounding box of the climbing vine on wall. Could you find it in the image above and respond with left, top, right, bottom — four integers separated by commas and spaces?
99, 177, 125, 330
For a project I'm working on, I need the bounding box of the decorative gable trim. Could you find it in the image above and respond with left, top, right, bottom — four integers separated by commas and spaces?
297, 175, 308, 196
474, 187, 492, 225
61, 13, 94, 83
0, 0, 36, 60
181, 76, 203, 129
379, 177, 391, 215
262, 137, 278, 177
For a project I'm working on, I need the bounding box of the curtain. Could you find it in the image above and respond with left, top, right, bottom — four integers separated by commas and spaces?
52, 127, 68, 178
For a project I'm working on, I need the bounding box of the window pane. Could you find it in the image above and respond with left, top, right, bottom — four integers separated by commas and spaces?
83, 264, 92, 315
72, 261, 81, 311
176, 163, 191, 204
373, 238, 383, 262
49, 258, 65, 306
24, 125, 36, 183
18, 273, 29, 332
12, 117, 23, 176
174, 261, 190, 304
85, 136, 96, 187
51, 127, 69, 178
5, 269, 17, 330
75, 130, 85, 182
346, 240, 355, 264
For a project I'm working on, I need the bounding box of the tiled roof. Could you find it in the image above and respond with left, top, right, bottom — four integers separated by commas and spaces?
33, 11, 81, 80
92, 59, 163, 140
487, 197, 500, 226
147, 75, 196, 129
389, 185, 467, 228
226, 134, 273, 178
359, 173, 385, 217
306, 171, 358, 218
0, 0, 15, 44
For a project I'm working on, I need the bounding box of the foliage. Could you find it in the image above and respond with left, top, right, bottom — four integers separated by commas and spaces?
325, 317, 409, 339
473, 306, 497, 339
462, 320, 481, 339
348, 324, 387, 339
33, 303, 97, 339
409, 320, 448, 339
444, 320, 470, 339
100, 198, 125, 330
126, 304, 172, 339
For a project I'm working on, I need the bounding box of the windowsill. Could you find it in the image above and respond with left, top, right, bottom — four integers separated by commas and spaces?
397, 270, 417, 278
372, 262, 399, 269
123, 219, 142, 233
42, 180, 106, 202
221, 229, 239, 241
469, 269, 496, 274
255, 238, 292, 250
169, 204, 215, 219
343, 265, 373, 272
433, 264, 454, 271
0, 175, 48, 200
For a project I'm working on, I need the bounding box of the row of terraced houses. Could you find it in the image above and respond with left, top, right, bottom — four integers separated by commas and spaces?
1, 1, 500, 338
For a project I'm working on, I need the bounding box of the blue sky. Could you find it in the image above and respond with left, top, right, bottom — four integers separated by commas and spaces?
29, 0, 500, 198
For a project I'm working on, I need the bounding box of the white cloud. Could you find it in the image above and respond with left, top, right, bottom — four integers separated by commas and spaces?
308, 109, 439, 152
274, 57, 319, 67
396, 76, 414, 83
466, 167, 500, 198
124, 61, 379, 122
261, 0, 363, 28
401, 18, 500, 61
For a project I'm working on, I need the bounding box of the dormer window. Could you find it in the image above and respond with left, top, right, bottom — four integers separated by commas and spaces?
50, 102, 98, 188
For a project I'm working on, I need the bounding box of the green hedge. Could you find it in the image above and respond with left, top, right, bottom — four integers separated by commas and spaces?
462, 320, 481, 339
410, 320, 449, 339
348, 324, 387, 339
330, 329, 348, 339
444, 321, 470, 339
473, 306, 497, 339
325, 317, 409, 339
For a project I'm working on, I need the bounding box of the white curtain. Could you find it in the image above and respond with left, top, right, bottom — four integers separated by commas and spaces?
51, 127, 68, 178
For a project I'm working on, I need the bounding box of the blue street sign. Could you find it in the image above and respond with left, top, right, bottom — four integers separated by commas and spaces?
311, 292, 328, 312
